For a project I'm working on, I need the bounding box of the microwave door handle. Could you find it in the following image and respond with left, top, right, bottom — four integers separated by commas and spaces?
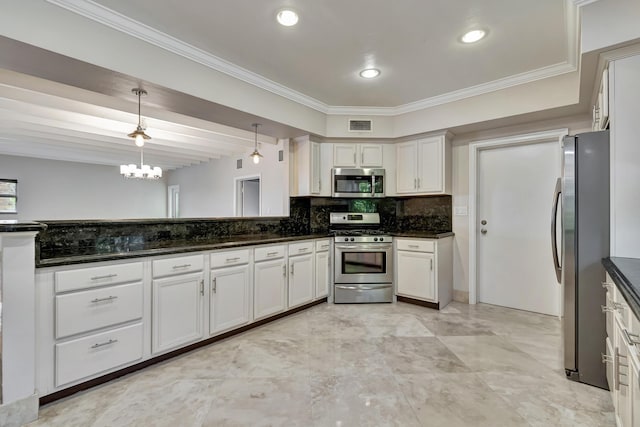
551, 177, 562, 284
371, 176, 375, 195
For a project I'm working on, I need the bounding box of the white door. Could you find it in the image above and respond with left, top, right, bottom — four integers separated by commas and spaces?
152, 272, 203, 354
315, 250, 329, 299
360, 144, 384, 167
254, 259, 286, 320
396, 250, 435, 301
417, 137, 443, 192
396, 141, 418, 193
210, 265, 250, 335
242, 179, 260, 216
477, 140, 560, 315
288, 254, 314, 308
333, 144, 357, 167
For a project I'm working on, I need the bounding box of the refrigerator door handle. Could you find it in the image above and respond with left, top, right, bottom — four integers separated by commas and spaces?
551, 177, 562, 283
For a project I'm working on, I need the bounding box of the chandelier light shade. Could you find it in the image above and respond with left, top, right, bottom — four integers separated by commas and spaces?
127, 88, 151, 147
249, 123, 263, 164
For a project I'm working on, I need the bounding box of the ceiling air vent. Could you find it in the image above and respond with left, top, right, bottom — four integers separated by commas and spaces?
348, 119, 373, 132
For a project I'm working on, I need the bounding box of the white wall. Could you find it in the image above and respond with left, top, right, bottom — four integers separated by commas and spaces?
449, 115, 592, 300
0, 155, 166, 221
167, 140, 288, 218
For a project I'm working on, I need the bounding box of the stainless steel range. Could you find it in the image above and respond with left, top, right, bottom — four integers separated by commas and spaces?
330, 212, 393, 303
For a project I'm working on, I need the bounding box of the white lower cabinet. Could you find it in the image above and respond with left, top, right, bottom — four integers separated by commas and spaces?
605, 272, 640, 427
313, 239, 331, 299
37, 238, 332, 398
288, 241, 314, 308
395, 237, 453, 308
254, 256, 287, 321
397, 250, 435, 301
152, 271, 204, 354
210, 264, 250, 335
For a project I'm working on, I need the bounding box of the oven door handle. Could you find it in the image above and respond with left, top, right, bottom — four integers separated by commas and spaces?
336, 284, 392, 291
335, 244, 392, 250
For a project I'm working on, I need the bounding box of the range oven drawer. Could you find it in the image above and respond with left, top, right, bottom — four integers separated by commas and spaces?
334, 283, 393, 303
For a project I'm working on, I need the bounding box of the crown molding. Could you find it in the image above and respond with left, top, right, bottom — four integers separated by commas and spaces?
45, 0, 331, 114
47, 0, 579, 118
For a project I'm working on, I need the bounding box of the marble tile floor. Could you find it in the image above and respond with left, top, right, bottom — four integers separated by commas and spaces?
28, 302, 614, 427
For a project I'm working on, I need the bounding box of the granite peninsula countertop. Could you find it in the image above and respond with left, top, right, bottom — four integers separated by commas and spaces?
37, 233, 332, 268
0, 220, 47, 233
603, 257, 640, 320
389, 231, 454, 239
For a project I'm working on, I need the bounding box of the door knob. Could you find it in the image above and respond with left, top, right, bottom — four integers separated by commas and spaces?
481, 229, 487, 235
481, 220, 487, 225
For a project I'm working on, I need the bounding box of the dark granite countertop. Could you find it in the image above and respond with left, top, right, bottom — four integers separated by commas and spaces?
603, 257, 640, 320
37, 233, 332, 268
389, 231, 454, 239
0, 220, 47, 233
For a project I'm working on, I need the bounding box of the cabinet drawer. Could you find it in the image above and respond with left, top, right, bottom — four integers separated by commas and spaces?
210, 249, 250, 268
153, 254, 204, 278
613, 285, 631, 330
254, 245, 286, 262
397, 239, 435, 253
55, 282, 143, 339
289, 241, 314, 256
315, 239, 331, 252
55, 322, 143, 387
55, 262, 143, 293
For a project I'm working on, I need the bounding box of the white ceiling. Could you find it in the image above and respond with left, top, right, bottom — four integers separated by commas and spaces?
0, 0, 584, 169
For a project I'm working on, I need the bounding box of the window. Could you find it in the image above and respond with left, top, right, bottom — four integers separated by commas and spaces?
0, 179, 17, 214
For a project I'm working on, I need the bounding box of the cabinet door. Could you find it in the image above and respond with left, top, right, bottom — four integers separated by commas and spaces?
288, 254, 314, 308
615, 319, 632, 426
254, 259, 287, 320
396, 141, 418, 193
417, 137, 443, 193
396, 250, 435, 301
360, 144, 383, 167
315, 250, 330, 299
210, 265, 250, 336
310, 141, 321, 194
152, 272, 203, 354
333, 144, 357, 167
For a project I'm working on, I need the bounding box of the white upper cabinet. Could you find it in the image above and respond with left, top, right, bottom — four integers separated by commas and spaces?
333, 143, 383, 168
395, 134, 451, 195
593, 67, 610, 131
289, 136, 331, 196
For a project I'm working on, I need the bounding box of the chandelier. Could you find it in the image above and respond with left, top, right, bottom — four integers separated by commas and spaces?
120, 87, 162, 179
249, 123, 263, 164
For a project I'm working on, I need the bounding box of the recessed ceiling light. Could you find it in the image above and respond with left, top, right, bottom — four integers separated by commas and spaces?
277, 9, 299, 26
359, 68, 380, 79
461, 29, 486, 44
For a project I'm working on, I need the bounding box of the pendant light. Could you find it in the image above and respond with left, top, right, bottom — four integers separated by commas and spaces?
249, 123, 263, 164
127, 88, 151, 147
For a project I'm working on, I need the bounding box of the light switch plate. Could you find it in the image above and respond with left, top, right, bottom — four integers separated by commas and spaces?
454, 206, 468, 216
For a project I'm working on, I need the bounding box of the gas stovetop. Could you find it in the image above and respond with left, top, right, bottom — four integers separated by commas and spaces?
331, 229, 388, 237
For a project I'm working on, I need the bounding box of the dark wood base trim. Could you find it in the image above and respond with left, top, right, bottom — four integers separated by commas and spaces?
396, 295, 439, 310
39, 297, 327, 406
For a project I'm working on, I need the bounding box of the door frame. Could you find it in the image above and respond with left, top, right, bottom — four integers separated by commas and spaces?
233, 174, 262, 217
468, 128, 567, 305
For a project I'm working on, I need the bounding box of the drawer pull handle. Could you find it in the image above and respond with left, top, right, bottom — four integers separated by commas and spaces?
623, 329, 640, 346
226, 257, 240, 262
408, 244, 419, 248
602, 282, 614, 290
91, 296, 118, 304
172, 264, 192, 269
90, 274, 117, 281
298, 248, 308, 252
90, 338, 118, 349
601, 353, 613, 364
267, 252, 279, 257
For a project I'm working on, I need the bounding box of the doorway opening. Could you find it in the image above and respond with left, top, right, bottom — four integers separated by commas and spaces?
168, 185, 180, 218
234, 175, 261, 217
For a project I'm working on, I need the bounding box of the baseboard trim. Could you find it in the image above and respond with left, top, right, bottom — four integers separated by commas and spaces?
0, 394, 39, 426
396, 295, 439, 310
453, 290, 470, 304
39, 298, 327, 406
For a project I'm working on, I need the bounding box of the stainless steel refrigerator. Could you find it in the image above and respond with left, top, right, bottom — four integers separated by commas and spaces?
551, 130, 609, 389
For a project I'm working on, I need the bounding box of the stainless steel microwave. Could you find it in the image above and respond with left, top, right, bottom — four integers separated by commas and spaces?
332, 168, 385, 198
